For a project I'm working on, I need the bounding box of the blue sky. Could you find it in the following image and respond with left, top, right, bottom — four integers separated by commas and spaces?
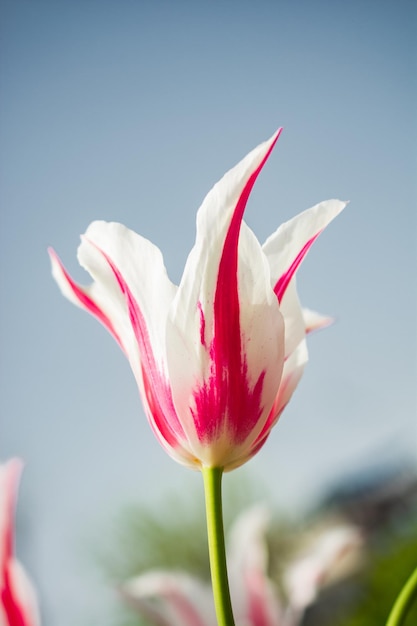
1, 1, 416, 624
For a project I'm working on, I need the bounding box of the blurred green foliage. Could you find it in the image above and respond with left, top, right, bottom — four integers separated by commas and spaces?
97, 471, 277, 626
332, 527, 417, 626
96, 470, 417, 626
98, 471, 272, 583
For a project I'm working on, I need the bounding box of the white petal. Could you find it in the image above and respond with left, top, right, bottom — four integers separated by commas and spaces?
228, 506, 283, 626
269, 339, 308, 429
0, 460, 23, 577
278, 278, 305, 359
246, 339, 308, 462
51, 225, 198, 465
51, 221, 177, 380
228, 505, 271, 574
78, 221, 177, 372
284, 525, 362, 610
303, 308, 334, 334
263, 199, 347, 300
0, 461, 40, 626
7, 560, 41, 626
165, 133, 285, 467
122, 570, 215, 626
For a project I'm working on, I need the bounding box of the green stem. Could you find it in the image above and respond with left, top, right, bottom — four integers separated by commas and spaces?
202, 466, 235, 626
387, 565, 417, 626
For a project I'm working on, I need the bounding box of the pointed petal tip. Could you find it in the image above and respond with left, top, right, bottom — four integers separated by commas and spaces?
47, 247, 63, 273
269, 127, 283, 149
48, 247, 67, 283
332, 198, 349, 213
303, 308, 335, 334
47, 246, 56, 261
2, 457, 24, 479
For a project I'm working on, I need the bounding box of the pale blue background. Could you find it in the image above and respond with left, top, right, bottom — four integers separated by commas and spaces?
1, 1, 416, 625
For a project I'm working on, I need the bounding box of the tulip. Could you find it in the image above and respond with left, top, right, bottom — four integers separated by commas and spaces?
49, 130, 345, 472
0, 460, 40, 626
50, 129, 346, 625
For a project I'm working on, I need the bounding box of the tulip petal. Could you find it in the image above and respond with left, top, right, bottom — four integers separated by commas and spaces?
263, 199, 346, 304
303, 308, 334, 334
0, 460, 20, 576
1, 561, 40, 626
0, 460, 40, 626
249, 302, 331, 461
228, 506, 270, 582
50, 225, 197, 467
228, 506, 283, 626
49, 248, 125, 351
248, 339, 308, 461
284, 525, 362, 611
276, 279, 305, 360
167, 131, 285, 468
121, 570, 215, 626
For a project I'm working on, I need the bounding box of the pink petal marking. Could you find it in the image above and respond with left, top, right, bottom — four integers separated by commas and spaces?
197, 301, 207, 348
273, 232, 320, 303
86, 240, 187, 451
2, 569, 28, 626
48, 248, 124, 351
246, 570, 274, 626
168, 593, 209, 626
250, 365, 301, 457
192, 132, 280, 445
122, 573, 213, 626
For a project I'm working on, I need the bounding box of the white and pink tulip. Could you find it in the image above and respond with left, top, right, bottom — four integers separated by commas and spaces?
49, 130, 345, 471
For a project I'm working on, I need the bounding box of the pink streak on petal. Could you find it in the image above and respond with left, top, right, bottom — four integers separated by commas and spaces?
2, 569, 28, 626
251, 372, 296, 452
197, 301, 206, 348
87, 241, 186, 451
48, 248, 124, 351
193, 131, 281, 445
246, 571, 274, 626
140, 361, 186, 451
274, 232, 321, 303
247, 387, 294, 462
169, 594, 208, 626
